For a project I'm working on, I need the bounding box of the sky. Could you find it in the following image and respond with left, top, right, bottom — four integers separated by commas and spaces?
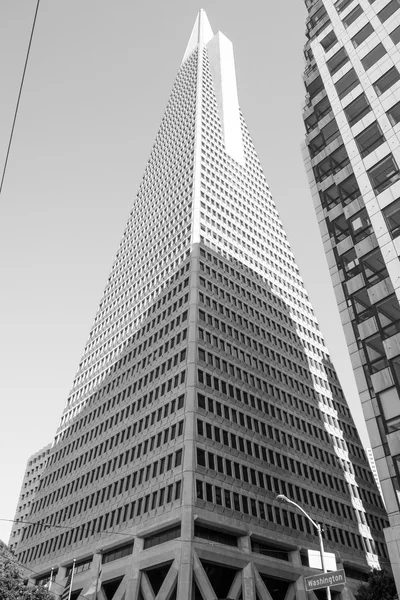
0, 0, 369, 545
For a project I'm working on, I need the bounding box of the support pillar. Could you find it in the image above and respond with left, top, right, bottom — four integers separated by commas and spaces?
289, 549, 307, 600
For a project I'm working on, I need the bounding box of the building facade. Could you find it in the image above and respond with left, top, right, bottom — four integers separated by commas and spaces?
9, 444, 51, 555
302, 0, 400, 591
17, 10, 389, 600
367, 447, 386, 503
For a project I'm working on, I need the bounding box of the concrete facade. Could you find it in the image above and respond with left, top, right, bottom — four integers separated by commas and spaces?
15, 10, 389, 600
302, 0, 400, 593
9, 444, 51, 555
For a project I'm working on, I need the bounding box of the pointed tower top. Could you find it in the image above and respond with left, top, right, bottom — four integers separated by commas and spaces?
182, 9, 214, 64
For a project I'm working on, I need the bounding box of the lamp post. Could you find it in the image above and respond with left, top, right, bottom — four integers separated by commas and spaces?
276, 494, 331, 600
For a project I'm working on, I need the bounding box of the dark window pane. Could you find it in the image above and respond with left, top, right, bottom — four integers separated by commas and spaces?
338, 174, 361, 204
305, 111, 318, 132
313, 145, 350, 181
321, 30, 337, 51
376, 294, 400, 337
341, 248, 360, 278
361, 249, 388, 284
387, 101, 400, 125
307, 75, 324, 100
335, 0, 354, 11
390, 25, 400, 45
373, 67, 400, 95
335, 68, 359, 99
383, 198, 400, 238
320, 184, 340, 210
352, 23, 374, 47
343, 5, 363, 27
327, 47, 349, 74
329, 213, 350, 242
378, 0, 400, 23
344, 93, 371, 125
368, 154, 400, 193
361, 43, 387, 70
355, 122, 385, 157
315, 96, 331, 118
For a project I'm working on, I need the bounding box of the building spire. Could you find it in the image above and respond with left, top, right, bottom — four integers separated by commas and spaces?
182, 9, 213, 64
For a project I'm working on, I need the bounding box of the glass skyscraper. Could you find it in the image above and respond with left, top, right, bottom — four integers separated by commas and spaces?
303, 0, 400, 592
16, 10, 388, 600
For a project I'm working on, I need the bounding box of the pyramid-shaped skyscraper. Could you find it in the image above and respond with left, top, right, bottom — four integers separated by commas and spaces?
17, 11, 389, 600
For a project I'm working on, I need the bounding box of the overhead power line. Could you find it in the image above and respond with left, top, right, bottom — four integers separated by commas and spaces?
0, 0, 41, 199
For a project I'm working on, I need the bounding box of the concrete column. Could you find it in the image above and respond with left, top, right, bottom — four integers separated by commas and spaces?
125, 537, 143, 600
289, 549, 307, 600
238, 534, 252, 554
242, 563, 256, 600
52, 565, 67, 599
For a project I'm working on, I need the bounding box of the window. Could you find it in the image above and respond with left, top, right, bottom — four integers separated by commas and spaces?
376, 294, 400, 337
355, 122, 385, 157
387, 101, 400, 125
390, 25, 400, 45
143, 525, 181, 549
327, 47, 349, 75
335, 0, 354, 11
343, 5, 363, 27
320, 184, 340, 210
360, 248, 388, 284
364, 334, 387, 372
373, 67, 400, 96
361, 43, 387, 70
344, 93, 371, 126
329, 214, 350, 242
309, 119, 340, 156
352, 23, 374, 47
378, 0, 400, 23
367, 154, 400, 193
321, 30, 337, 51
307, 75, 324, 100
314, 145, 350, 182
335, 68, 359, 99
350, 208, 373, 242
341, 248, 360, 277
338, 174, 360, 204
102, 543, 134, 564
383, 198, 400, 238
194, 524, 238, 547
378, 387, 400, 431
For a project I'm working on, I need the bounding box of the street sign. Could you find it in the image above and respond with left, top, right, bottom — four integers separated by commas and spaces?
304, 569, 346, 592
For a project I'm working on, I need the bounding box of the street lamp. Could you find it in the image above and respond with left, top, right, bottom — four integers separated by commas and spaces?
276, 494, 331, 600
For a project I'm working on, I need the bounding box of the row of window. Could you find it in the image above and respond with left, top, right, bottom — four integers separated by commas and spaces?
43, 394, 185, 491
34, 377, 186, 513
199, 259, 318, 338
195, 479, 384, 558
34, 411, 184, 518
26, 446, 183, 541
197, 356, 365, 463
57, 335, 187, 457
199, 304, 320, 390
18, 480, 182, 565
196, 445, 363, 526
76, 272, 190, 381
61, 291, 188, 440
197, 393, 368, 479
197, 417, 347, 497
67, 263, 190, 407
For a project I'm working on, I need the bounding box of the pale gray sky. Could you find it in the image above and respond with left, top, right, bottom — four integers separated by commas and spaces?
0, 0, 367, 544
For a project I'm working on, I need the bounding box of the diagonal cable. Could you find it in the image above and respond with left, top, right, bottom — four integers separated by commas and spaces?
0, 0, 41, 198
